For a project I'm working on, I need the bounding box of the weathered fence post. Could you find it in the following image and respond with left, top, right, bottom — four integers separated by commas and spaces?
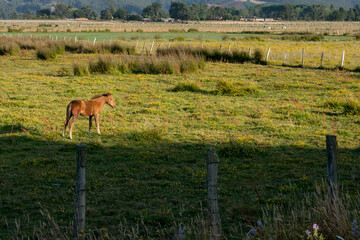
248, 48, 251, 57
283, 51, 287, 65
149, 41, 154, 54
93, 37, 96, 45
326, 135, 338, 203
341, 50, 345, 69
75, 144, 87, 239
228, 43, 231, 52
142, 42, 146, 54
207, 147, 220, 240
265, 47, 271, 62
220, 44, 222, 51
302, 48, 305, 67
320, 52, 324, 68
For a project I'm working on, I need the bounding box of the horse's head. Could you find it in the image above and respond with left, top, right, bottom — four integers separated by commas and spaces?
105, 92, 116, 108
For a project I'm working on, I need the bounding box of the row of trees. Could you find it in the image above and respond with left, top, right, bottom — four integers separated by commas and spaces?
2, 1, 360, 21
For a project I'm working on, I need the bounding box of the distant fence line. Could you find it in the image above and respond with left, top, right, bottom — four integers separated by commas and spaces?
2, 33, 359, 69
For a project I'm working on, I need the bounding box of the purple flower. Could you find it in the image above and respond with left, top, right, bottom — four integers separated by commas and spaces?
313, 224, 319, 231
305, 229, 311, 235
250, 228, 257, 235
174, 227, 185, 239
352, 221, 358, 228
257, 221, 263, 228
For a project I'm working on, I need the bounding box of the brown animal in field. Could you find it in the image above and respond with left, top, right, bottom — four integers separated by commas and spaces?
63, 92, 116, 139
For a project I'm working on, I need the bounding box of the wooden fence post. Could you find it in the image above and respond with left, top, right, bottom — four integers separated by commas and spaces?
75, 144, 87, 239
302, 48, 305, 67
142, 42, 146, 54
320, 52, 324, 68
220, 44, 222, 51
228, 43, 231, 52
207, 147, 220, 240
248, 48, 251, 57
283, 51, 287, 65
326, 135, 338, 203
341, 51, 345, 69
265, 47, 271, 62
149, 41, 154, 54
93, 37, 96, 45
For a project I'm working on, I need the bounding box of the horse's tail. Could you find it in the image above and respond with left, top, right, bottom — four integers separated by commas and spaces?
66, 102, 73, 121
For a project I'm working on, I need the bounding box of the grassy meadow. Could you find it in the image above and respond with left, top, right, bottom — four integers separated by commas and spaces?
1, 28, 360, 239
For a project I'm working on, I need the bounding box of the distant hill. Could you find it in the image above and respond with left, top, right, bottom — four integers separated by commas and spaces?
262, 0, 358, 9
0, 0, 358, 16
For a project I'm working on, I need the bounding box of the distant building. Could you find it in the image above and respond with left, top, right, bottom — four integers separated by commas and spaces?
75, 18, 88, 21
159, 18, 174, 22
139, 18, 152, 22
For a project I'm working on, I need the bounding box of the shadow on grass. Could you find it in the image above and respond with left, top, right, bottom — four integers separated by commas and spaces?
1, 133, 359, 238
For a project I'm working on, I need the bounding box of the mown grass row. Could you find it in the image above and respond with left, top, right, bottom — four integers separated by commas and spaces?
73, 55, 205, 75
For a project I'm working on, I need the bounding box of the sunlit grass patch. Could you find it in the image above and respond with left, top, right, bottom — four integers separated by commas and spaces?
73, 62, 89, 76
323, 97, 360, 115
219, 134, 262, 158
171, 81, 203, 93
215, 80, 260, 96
36, 42, 65, 60
127, 127, 167, 142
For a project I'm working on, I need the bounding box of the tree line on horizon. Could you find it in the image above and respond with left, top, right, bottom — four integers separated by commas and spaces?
2, 1, 360, 21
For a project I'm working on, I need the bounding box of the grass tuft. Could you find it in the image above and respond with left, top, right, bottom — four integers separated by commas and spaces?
171, 81, 203, 93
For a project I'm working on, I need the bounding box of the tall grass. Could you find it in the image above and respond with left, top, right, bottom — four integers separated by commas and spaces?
7, 185, 359, 240
251, 185, 359, 240
75, 55, 204, 75
36, 42, 65, 60
0, 41, 20, 55
157, 46, 264, 64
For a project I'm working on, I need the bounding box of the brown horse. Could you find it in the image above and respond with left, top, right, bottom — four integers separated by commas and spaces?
63, 92, 116, 139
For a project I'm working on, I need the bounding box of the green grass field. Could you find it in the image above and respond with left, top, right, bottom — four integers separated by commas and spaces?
1, 36, 360, 239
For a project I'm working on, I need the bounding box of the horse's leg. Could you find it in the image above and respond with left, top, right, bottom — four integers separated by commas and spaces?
68, 114, 79, 140
94, 114, 101, 135
89, 116, 93, 133
63, 116, 71, 137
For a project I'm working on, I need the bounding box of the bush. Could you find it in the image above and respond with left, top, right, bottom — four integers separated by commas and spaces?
219, 135, 261, 158
36, 43, 64, 60
171, 36, 186, 41
215, 80, 260, 96
188, 28, 198, 32
0, 42, 20, 55
180, 59, 198, 73
171, 81, 202, 92
252, 49, 264, 64
73, 62, 89, 76
232, 50, 250, 63
129, 128, 166, 141
89, 56, 113, 74
343, 99, 360, 115
281, 34, 324, 41
222, 35, 229, 41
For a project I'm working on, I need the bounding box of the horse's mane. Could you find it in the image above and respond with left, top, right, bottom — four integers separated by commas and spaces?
91, 92, 111, 100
